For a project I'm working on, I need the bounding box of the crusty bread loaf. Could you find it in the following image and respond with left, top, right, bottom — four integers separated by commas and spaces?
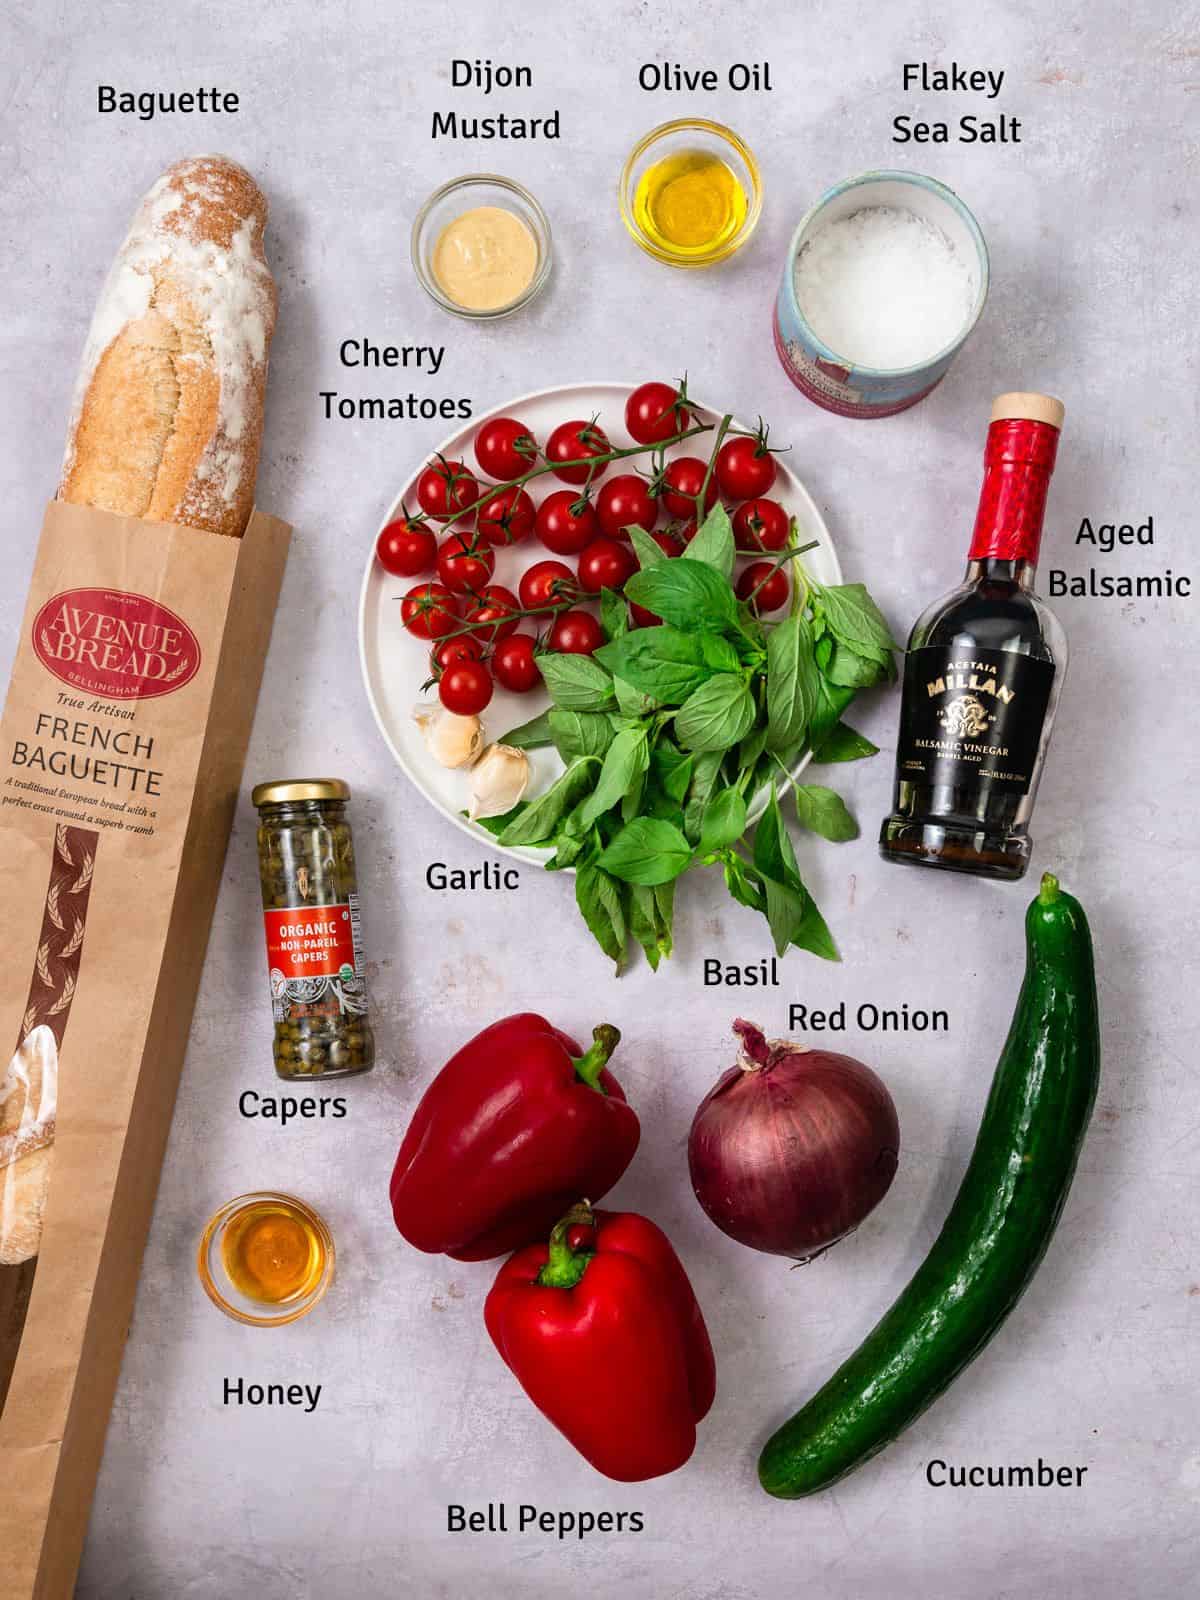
0, 1027, 56, 1266
58, 155, 276, 538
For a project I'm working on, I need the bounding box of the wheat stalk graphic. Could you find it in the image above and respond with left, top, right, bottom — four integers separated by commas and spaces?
55, 824, 74, 867
61, 917, 85, 959
45, 877, 64, 931
70, 852, 94, 894
47, 972, 76, 1017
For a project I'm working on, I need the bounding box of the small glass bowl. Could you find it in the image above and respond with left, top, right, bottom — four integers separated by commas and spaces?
619, 118, 763, 268
197, 1191, 335, 1328
411, 174, 553, 320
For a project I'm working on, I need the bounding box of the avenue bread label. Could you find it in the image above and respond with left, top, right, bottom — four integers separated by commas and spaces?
0, 499, 290, 1600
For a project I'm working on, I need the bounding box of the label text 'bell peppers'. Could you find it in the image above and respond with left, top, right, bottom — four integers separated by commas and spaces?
389, 1013, 640, 1261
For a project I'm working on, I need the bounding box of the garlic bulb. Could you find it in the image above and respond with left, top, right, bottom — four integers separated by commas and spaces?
413, 704, 484, 769
467, 744, 530, 821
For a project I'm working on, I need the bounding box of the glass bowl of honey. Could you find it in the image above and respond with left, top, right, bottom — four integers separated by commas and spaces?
198, 1191, 335, 1327
619, 118, 762, 268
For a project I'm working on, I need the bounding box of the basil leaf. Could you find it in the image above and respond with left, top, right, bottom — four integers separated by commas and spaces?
699, 788, 747, 855
499, 758, 599, 846
764, 875, 807, 957
686, 503, 735, 579
548, 709, 616, 763
701, 634, 741, 673
724, 855, 766, 912
738, 722, 769, 773
548, 830, 587, 869
809, 677, 856, 750
539, 653, 617, 711
625, 559, 737, 632
794, 784, 859, 841
816, 581, 898, 658
683, 750, 724, 843
812, 720, 879, 763
766, 613, 818, 753
629, 524, 668, 570
597, 628, 716, 704
599, 817, 693, 885
791, 889, 840, 962
600, 586, 630, 642
613, 675, 659, 717
653, 741, 694, 805
579, 728, 648, 828
575, 860, 627, 970
753, 786, 801, 888
629, 880, 674, 971
675, 674, 756, 752
825, 640, 890, 689
502, 708, 556, 750
473, 802, 526, 837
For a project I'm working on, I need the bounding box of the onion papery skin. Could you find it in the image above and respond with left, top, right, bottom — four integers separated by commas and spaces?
687, 1022, 900, 1259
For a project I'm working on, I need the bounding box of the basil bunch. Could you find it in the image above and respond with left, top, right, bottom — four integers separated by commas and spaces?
486, 506, 895, 972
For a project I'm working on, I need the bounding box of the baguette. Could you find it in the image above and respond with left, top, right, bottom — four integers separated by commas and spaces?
58, 155, 276, 537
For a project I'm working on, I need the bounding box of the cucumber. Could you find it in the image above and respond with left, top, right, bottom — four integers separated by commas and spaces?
759, 872, 1100, 1498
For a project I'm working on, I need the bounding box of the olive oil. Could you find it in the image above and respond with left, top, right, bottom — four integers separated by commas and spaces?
632, 148, 749, 262
220, 1197, 327, 1305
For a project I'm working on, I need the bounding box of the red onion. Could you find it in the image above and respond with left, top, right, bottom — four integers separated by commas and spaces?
688, 1020, 900, 1259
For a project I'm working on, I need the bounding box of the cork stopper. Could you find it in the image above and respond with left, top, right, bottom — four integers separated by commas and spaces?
991, 392, 1065, 429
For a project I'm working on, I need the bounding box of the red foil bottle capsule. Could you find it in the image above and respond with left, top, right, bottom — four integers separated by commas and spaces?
880, 394, 1068, 881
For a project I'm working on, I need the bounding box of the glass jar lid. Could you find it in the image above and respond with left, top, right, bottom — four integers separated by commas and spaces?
251, 778, 350, 807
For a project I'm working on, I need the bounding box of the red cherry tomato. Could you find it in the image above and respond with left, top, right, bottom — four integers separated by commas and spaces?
376, 517, 436, 577
545, 419, 611, 484
473, 416, 538, 481
475, 485, 535, 547
596, 474, 658, 539
519, 559, 578, 613
733, 497, 791, 554
716, 434, 778, 500
535, 490, 598, 555
737, 561, 790, 614
416, 458, 480, 523
625, 381, 690, 446
649, 528, 683, 558
400, 582, 461, 640
435, 530, 495, 596
576, 536, 638, 595
466, 584, 521, 643
492, 634, 542, 694
547, 610, 605, 656
661, 457, 717, 519
431, 635, 484, 674
438, 659, 493, 716
631, 603, 661, 629
670, 519, 698, 546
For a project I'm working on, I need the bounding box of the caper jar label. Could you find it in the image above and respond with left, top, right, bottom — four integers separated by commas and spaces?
252, 778, 376, 1081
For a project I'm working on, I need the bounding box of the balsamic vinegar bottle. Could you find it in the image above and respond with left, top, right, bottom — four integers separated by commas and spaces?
879, 393, 1067, 881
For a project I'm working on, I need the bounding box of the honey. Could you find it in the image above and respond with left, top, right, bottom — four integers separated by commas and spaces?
220, 1198, 327, 1305
631, 148, 749, 263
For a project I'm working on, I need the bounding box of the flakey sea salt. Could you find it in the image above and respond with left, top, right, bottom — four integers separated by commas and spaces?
793, 206, 977, 370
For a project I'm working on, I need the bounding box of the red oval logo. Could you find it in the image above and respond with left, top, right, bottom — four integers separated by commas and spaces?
32, 588, 201, 701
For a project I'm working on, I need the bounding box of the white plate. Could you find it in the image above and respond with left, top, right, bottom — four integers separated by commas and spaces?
358, 381, 842, 866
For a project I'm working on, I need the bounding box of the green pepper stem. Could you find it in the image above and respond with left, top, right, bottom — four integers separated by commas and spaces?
535, 1201, 596, 1290
1039, 872, 1061, 905
572, 1024, 620, 1091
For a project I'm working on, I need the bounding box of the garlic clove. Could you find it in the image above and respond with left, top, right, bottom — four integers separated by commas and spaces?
467, 743, 530, 821
413, 704, 485, 769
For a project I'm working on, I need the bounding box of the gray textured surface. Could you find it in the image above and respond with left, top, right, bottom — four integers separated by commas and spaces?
1, 2, 1197, 1595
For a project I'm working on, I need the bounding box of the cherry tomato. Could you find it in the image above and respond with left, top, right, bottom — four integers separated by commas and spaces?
466, 584, 521, 643
416, 458, 480, 523
519, 559, 578, 613
670, 519, 698, 546
625, 381, 690, 446
438, 659, 493, 716
737, 561, 790, 614
596, 474, 658, 539
400, 582, 461, 640
577, 536, 638, 595
535, 490, 598, 555
661, 457, 718, 519
376, 517, 436, 577
545, 419, 611, 484
547, 610, 605, 656
473, 416, 538, 481
492, 634, 542, 694
475, 485, 535, 547
435, 530, 495, 596
631, 603, 661, 630
431, 635, 484, 674
716, 434, 778, 501
733, 497, 791, 554
649, 528, 683, 558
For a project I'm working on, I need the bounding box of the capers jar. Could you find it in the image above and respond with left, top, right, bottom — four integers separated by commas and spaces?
252, 780, 375, 1079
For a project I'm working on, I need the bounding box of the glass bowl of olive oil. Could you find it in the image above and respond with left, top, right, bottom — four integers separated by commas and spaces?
198, 1191, 335, 1327
620, 118, 762, 268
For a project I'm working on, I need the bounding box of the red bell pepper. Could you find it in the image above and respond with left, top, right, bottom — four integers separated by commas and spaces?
389, 1013, 639, 1261
484, 1203, 716, 1482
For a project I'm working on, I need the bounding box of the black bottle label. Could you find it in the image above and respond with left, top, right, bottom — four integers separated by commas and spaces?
896, 647, 1055, 795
